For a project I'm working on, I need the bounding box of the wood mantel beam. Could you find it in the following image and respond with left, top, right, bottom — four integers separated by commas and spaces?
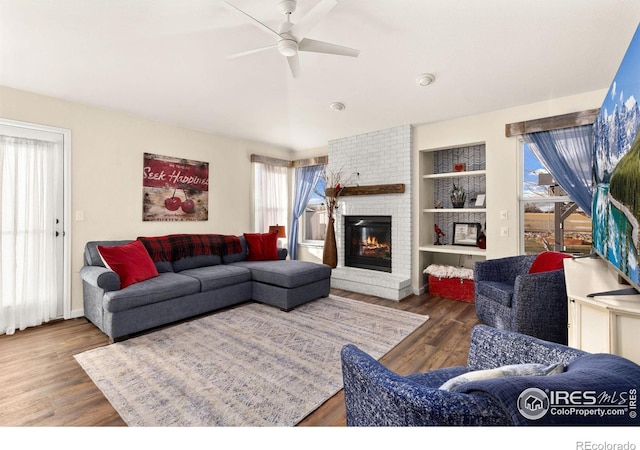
325, 183, 405, 197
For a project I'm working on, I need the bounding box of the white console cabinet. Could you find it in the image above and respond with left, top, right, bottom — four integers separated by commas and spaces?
564, 257, 640, 364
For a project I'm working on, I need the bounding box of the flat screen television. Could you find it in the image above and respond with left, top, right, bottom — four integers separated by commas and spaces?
592, 23, 640, 295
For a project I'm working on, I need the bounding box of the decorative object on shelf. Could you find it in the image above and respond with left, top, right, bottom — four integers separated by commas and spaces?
475, 193, 486, 208
477, 224, 486, 249
434, 224, 446, 245
453, 162, 466, 172
453, 222, 481, 246
450, 183, 466, 208
434, 199, 443, 209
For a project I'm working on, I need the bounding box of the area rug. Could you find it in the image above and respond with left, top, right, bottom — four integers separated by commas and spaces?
74, 295, 428, 427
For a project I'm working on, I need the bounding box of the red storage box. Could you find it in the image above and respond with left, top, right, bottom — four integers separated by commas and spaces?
424, 265, 475, 303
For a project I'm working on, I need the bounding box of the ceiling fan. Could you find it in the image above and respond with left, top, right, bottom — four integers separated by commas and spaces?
224, 0, 360, 77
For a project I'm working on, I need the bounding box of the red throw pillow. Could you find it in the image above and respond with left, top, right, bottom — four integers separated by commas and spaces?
528, 251, 572, 274
97, 240, 159, 288
244, 232, 279, 261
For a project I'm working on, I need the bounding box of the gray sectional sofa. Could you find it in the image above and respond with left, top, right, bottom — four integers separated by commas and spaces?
80, 235, 332, 342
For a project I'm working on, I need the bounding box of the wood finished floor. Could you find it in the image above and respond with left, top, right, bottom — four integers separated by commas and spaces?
0, 288, 480, 427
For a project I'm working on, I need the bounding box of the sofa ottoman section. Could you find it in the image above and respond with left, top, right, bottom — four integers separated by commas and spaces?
252, 278, 331, 311
230, 260, 331, 288
230, 260, 332, 310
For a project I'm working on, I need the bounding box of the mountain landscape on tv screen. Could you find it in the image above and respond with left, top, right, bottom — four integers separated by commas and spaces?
592, 23, 640, 287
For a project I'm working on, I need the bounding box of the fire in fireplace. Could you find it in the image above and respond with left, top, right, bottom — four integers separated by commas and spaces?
344, 215, 391, 273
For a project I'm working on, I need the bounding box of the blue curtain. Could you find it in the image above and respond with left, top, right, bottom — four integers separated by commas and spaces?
523, 125, 594, 216
289, 164, 324, 260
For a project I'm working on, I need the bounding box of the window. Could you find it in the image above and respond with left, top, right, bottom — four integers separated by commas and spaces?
520, 142, 592, 255
301, 176, 326, 244
253, 162, 288, 233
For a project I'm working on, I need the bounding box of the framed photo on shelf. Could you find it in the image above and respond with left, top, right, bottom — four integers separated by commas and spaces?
475, 193, 486, 207
453, 222, 481, 246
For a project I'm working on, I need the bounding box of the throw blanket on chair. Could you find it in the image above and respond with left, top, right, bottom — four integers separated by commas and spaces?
457, 353, 640, 426
138, 234, 242, 262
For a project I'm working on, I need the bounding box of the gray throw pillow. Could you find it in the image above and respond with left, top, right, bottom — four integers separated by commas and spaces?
439, 362, 564, 392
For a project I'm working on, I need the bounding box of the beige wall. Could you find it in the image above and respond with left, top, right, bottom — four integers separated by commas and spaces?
0, 85, 610, 310
0, 86, 294, 315
412, 89, 607, 292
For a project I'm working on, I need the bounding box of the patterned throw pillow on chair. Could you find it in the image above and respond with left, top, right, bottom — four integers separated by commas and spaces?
439, 362, 564, 391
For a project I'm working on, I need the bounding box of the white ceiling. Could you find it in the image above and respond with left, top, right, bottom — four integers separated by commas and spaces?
1, 0, 640, 151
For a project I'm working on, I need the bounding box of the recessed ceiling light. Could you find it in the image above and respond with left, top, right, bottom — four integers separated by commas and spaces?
330, 102, 345, 111
416, 73, 436, 86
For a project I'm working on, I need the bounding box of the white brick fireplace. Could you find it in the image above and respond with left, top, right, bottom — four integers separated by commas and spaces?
328, 125, 413, 300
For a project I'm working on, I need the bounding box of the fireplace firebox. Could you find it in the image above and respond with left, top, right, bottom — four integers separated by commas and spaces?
344, 215, 391, 273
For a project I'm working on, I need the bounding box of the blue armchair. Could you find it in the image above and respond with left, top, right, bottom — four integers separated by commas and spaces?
341, 325, 640, 426
474, 253, 570, 344
341, 325, 587, 426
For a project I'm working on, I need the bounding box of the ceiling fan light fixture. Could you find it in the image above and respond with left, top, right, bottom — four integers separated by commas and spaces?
330, 102, 345, 112
416, 73, 436, 86
278, 38, 298, 57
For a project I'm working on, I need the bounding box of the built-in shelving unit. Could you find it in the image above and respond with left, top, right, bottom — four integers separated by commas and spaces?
418, 143, 487, 270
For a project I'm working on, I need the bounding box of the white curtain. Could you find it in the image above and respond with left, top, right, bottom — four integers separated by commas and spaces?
1, 136, 60, 335
253, 162, 288, 233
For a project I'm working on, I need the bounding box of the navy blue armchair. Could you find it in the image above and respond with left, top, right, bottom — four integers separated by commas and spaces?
474, 254, 569, 344
341, 325, 590, 426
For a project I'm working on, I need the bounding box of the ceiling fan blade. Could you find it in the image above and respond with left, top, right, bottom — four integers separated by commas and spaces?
298, 38, 360, 57
223, 1, 280, 38
287, 54, 301, 78
227, 44, 278, 59
289, 0, 337, 39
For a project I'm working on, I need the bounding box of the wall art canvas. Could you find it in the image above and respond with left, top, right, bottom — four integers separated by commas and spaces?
592, 23, 640, 288
143, 153, 209, 221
